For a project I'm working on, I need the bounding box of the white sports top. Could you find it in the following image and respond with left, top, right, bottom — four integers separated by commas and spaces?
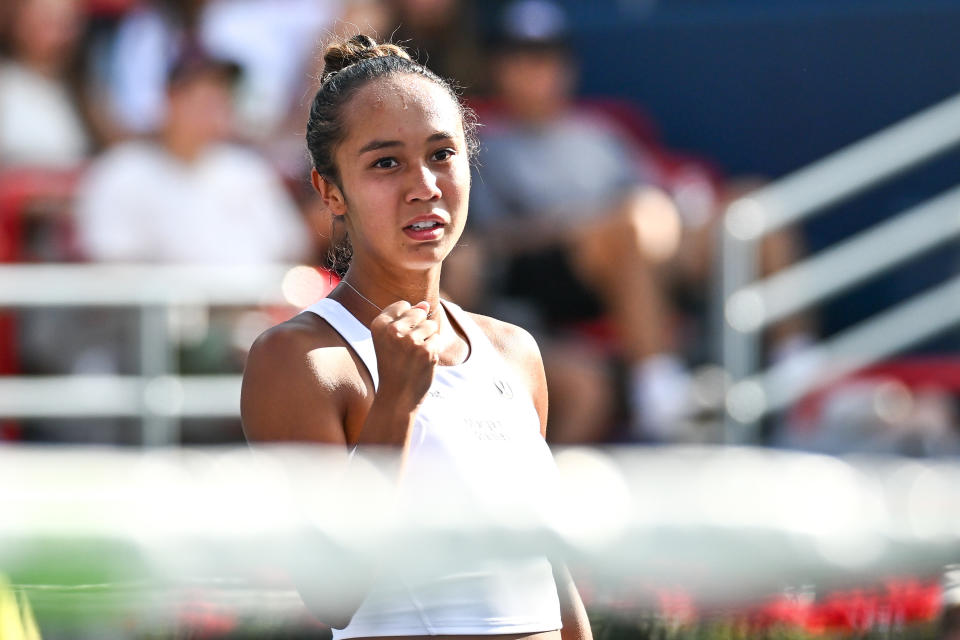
303, 297, 562, 638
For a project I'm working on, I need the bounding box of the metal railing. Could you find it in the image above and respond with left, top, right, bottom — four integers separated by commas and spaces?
721, 91, 960, 442
7, 97, 960, 447
0, 263, 306, 445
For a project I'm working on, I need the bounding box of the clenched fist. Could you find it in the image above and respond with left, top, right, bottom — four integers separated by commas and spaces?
370, 300, 441, 412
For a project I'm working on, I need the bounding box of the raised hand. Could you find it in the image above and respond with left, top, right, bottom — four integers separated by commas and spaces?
370, 300, 441, 413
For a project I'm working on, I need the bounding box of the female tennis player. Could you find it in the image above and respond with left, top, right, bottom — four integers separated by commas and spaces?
241, 34, 592, 640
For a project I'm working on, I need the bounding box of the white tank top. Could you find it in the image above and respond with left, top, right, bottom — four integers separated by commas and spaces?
303, 297, 562, 638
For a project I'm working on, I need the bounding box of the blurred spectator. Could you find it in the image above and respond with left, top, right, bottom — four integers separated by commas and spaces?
76, 46, 311, 264
0, 0, 92, 167
100, 0, 201, 135
462, 0, 815, 444
462, 0, 692, 444
267, 0, 394, 183
390, 0, 486, 94
104, 0, 338, 139
338, 0, 393, 39
19, 47, 314, 444
199, 0, 340, 138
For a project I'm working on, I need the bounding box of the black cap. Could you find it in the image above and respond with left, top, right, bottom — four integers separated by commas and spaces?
166, 42, 242, 87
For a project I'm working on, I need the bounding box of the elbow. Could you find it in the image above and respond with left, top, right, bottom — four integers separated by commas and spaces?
288, 527, 368, 631
295, 575, 366, 629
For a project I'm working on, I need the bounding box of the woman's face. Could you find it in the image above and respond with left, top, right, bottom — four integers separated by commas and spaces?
323, 74, 471, 273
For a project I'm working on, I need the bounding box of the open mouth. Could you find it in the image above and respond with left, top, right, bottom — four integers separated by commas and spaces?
405, 220, 443, 231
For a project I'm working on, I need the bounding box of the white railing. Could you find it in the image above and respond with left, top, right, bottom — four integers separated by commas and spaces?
721, 91, 960, 442
0, 263, 312, 445
8, 98, 960, 447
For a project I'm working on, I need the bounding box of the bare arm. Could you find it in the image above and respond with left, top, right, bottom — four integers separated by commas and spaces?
240, 301, 440, 628
240, 319, 349, 446
240, 319, 363, 628
352, 300, 441, 477
555, 563, 593, 640
241, 302, 438, 449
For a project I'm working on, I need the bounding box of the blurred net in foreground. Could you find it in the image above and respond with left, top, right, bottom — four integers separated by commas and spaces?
2, 445, 959, 638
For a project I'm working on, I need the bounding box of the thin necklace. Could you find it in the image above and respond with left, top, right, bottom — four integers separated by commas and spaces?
340, 279, 438, 319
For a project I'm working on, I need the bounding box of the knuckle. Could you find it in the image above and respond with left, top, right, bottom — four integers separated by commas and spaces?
405, 307, 427, 322
383, 301, 409, 317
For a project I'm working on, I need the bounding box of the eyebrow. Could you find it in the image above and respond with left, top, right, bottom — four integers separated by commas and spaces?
357, 131, 457, 155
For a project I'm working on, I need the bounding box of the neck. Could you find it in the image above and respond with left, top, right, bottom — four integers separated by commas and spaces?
336, 261, 444, 327
163, 126, 207, 162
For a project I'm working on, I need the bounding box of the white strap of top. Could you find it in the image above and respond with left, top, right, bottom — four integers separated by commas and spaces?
301, 297, 496, 392
438, 299, 491, 364
301, 297, 380, 390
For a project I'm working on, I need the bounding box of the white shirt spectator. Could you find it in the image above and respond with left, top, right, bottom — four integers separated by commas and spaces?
76, 140, 311, 264
0, 61, 90, 167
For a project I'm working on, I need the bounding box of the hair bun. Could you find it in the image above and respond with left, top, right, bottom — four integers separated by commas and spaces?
321, 35, 411, 81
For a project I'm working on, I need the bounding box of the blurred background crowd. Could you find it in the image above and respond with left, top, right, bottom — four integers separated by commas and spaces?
1, 0, 959, 455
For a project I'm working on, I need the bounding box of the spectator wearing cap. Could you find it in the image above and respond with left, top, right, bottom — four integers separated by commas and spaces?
462, 0, 695, 443
463, 0, 818, 445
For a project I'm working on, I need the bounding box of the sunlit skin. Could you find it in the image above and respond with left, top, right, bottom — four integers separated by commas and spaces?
312, 74, 471, 338
242, 70, 591, 639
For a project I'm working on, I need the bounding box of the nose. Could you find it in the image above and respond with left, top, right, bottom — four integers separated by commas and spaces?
406, 163, 442, 203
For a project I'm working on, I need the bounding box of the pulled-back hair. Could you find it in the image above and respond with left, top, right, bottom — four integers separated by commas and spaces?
307, 34, 478, 185
306, 34, 478, 275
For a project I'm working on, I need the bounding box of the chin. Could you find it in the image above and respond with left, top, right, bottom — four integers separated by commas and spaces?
401, 248, 449, 272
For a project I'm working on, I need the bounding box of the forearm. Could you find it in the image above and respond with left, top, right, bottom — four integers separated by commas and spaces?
352, 390, 420, 479
298, 397, 418, 626
555, 563, 593, 640
289, 524, 370, 629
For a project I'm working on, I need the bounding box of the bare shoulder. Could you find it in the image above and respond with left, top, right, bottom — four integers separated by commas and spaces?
468, 313, 543, 367
241, 312, 368, 445
245, 313, 351, 382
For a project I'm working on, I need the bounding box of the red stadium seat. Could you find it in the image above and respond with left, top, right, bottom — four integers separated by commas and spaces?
0, 168, 81, 440
789, 357, 960, 435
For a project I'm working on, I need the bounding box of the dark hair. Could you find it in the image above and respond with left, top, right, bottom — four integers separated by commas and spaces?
306, 35, 479, 275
